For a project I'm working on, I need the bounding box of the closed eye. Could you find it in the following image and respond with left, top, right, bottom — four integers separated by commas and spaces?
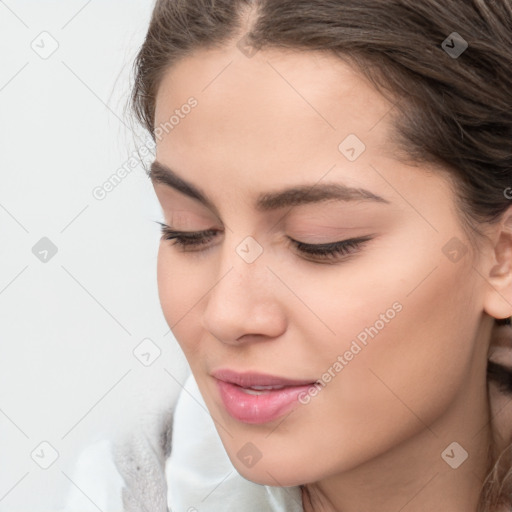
156, 221, 374, 264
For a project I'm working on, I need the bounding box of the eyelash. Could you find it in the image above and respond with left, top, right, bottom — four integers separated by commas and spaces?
156, 221, 373, 262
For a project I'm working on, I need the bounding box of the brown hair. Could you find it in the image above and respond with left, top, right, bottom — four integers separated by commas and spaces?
130, 0, 512, 509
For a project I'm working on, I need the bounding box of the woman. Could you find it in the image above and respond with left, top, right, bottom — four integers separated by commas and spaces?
122, 0, 512, 511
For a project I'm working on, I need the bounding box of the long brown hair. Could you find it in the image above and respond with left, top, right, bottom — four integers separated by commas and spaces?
129, 1, 512, 509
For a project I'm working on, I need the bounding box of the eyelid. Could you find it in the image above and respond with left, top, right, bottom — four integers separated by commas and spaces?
156, 222, 218, 242
156, 221, 369, 244
156, 221, 374, 263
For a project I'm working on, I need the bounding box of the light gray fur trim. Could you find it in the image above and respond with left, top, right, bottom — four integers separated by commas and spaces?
111, 406, 174, 512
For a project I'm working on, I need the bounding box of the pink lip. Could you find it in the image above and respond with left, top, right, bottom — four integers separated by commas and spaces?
211, 368, 317, 387
211, 369, 318, 424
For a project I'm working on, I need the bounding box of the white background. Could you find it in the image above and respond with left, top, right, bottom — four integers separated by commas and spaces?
0, 1, 190, 510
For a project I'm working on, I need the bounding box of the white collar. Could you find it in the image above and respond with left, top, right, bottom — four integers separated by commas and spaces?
166, 371, 304, 511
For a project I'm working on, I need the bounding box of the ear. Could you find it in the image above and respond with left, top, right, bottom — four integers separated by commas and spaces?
483, 204, 512, 320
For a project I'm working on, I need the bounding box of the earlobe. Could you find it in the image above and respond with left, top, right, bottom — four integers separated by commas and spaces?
483, 205, 512, 320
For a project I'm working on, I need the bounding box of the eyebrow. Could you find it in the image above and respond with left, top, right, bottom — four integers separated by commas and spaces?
149, 160, 391, 214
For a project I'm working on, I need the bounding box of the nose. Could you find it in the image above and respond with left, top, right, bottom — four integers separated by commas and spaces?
200, 244, 287, 345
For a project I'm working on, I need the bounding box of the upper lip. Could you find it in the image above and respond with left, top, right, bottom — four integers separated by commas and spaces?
211, 368, 317, 387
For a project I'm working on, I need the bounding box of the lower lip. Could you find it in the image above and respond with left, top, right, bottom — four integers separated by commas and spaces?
215, 379, 317, 424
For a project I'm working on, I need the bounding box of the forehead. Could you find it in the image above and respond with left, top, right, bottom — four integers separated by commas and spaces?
153, 46, 404, 207
155, 46, 395, 147
151, 46, 463, 235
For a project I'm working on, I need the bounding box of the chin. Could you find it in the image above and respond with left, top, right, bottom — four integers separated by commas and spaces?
229, 454, 318, 488
237, 467, 303, 487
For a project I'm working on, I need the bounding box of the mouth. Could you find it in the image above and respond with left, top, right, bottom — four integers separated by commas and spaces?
210, 368, 318, 387
235, 385, 289, 395
211, 368, 319, 424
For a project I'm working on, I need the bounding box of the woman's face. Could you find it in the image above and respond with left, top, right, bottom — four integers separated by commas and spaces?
152, 45, 498, 487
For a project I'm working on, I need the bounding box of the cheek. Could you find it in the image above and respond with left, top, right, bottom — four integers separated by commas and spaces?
231, 271, 483, 486
156, 245, 203, 353
330, 249, 481, 405
277, 243, 481, 466
156, 245, 177, 324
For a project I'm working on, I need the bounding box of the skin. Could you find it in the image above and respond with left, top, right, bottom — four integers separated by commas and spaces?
151, 43, 512, 512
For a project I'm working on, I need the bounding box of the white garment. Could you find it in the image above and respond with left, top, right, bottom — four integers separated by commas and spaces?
166, 372, 304, 512
60, 372, 304, 512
